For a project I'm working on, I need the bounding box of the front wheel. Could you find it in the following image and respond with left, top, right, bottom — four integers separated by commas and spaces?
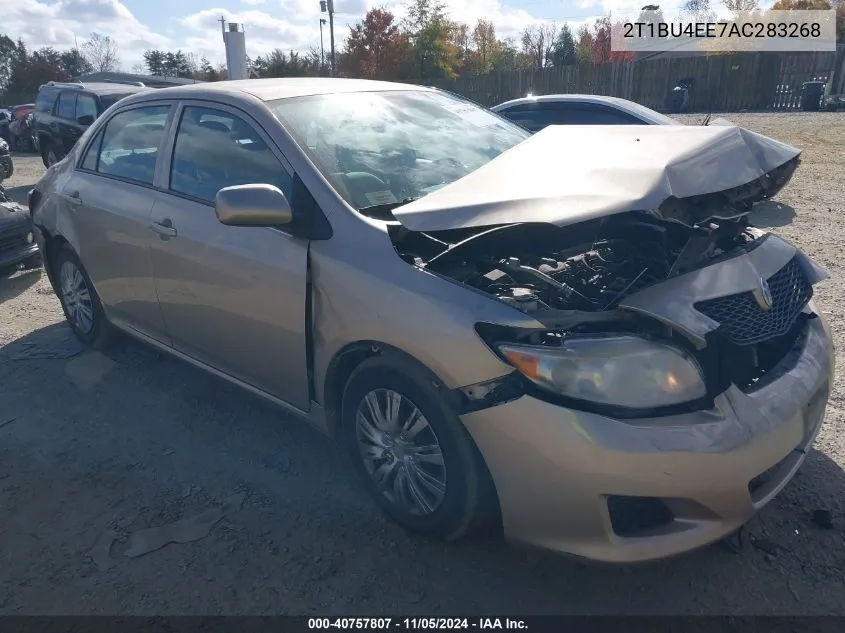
54, 245, 111, 348
341, 357, 497, 541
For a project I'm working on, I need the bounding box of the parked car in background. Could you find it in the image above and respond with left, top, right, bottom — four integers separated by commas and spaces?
33, 80, 150, 167
823, 93, 845, 111
491, 94, 681, 132
0, 109, 11, 144
0, 136, 13, 181
8, 103, 35, 152
30, 78, 832, 563
0, 190, 40, 275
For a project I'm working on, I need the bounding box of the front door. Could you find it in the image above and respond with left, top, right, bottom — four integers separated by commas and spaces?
66, 103, 174, 340
148, 102, 311, 411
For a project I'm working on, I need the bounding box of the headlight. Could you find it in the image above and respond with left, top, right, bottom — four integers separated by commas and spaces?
0, 138, 7, 151
498, 335, 706, 409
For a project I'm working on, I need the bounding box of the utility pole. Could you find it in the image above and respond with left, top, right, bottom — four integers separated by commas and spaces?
319, 18, 326, 72
320, 0, 336, 76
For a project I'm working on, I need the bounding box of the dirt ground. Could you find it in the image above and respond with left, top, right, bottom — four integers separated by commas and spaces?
1, 112, 844, 616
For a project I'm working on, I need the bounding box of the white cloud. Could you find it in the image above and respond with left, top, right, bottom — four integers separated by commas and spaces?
5, 0, 557, 72
5, 0, 169, 57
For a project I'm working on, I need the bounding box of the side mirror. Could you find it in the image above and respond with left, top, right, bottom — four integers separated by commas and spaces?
215, 183, 293, 227
76, 114, 95, 126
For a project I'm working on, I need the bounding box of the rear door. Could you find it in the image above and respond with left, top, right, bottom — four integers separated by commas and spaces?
147, 101, 311, 410
64, 101, 176, 341
54, 91, 81, 155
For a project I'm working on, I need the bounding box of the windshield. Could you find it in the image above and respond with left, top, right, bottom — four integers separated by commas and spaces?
269, 90, 530, 215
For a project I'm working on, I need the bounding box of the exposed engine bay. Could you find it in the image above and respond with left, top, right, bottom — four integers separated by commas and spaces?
387, 157, 815, 403
391, 212, 758, 319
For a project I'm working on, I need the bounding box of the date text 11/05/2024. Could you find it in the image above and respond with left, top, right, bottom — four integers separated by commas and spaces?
307, 618, 528, 631
623, 21, 822, 39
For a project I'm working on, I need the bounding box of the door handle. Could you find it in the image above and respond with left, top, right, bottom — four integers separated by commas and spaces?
63, 190, 82, 205
150, 219, 177, 238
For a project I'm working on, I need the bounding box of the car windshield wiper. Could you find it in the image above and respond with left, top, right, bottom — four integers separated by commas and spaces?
357, 197, 418, 220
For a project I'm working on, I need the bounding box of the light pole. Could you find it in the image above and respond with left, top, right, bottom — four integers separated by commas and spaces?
319, 0, 335, 76
319, 18, 326, 73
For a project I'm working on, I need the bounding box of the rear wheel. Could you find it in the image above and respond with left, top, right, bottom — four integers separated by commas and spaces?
341, 357, 497, 540
54, 245, 111, 348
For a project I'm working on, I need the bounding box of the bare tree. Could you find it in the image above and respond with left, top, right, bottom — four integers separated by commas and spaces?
520, 23, 558, 69
82, 32, 120, 73
682, 0, 717, 21
722, 0, 759, 12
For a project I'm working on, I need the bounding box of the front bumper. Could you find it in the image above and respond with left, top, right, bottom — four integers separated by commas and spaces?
462, 311, 833, 563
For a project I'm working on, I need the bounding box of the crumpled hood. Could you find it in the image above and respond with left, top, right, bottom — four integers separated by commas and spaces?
393, 124, 801, 232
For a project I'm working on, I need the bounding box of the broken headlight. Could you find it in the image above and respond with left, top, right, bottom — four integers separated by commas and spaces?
498, 335, 706, 409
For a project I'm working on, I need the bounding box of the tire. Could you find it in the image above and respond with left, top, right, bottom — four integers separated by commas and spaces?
53, 244, 111, 348
341, 356, 497, 541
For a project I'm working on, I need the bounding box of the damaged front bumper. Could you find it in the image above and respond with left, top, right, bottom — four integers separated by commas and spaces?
459, 233, 834, 562
462, 312, 832, 563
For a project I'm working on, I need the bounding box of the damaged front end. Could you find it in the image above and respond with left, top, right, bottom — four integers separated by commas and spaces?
388, 153, 827, 418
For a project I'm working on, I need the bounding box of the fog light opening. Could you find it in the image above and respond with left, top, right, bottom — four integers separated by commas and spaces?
606, 495, 674, 537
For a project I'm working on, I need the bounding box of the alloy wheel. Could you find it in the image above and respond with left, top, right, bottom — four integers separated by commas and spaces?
355, 388, 448, 516
59, 260, 94, 334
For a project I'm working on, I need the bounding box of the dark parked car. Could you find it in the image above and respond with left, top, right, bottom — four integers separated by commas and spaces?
0, 192, 40, 274
33, 80, 150, 167
0, 136, 12, 181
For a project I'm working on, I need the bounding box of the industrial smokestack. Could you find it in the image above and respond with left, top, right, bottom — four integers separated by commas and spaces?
221, 19, 249, 81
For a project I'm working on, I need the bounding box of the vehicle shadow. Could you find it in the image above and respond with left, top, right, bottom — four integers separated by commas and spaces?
1, 322, 844, 615
0, 267, 41, 303
749, 201, 797, 228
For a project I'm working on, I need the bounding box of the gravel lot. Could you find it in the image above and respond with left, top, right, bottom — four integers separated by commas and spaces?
1, 113, 844, 616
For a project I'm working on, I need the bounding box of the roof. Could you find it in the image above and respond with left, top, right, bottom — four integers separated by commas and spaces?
492, 94, 640, 111
141, 77, 434, 102
42, 81, 151, 96
74, 71, 201, 86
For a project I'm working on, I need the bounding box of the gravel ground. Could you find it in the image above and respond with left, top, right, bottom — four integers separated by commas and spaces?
1, 113, 844, 616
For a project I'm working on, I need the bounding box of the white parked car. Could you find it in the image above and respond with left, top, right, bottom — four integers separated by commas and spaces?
491, 94, 681, 132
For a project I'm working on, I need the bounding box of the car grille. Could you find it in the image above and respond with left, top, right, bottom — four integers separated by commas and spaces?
694, 256, 812, 346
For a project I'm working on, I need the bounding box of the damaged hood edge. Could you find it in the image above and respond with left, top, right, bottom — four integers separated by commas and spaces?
393, 124, 801, 232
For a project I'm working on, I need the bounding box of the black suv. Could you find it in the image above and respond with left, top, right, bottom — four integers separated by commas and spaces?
33, 80, 150, 167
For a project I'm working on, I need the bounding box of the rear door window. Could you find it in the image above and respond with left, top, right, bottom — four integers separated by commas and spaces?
76, 93, 98, 121
94, 105, 171, 185
36, 87, 59, 113
57, 92, 77, 120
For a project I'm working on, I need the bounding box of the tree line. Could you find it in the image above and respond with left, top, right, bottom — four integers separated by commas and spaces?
240, 0, 845, 81
2, 0, 843, 101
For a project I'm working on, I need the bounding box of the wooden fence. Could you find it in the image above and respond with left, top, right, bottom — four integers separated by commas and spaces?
431, 47, 845, 112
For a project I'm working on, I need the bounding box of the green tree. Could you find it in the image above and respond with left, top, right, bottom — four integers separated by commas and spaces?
402, 0, 459, 80
469, 19, 501, 74
143, 49, 166, 75
551, 24, 577, 66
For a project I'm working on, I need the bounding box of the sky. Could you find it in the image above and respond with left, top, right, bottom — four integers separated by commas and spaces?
5, 0, 750, 71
